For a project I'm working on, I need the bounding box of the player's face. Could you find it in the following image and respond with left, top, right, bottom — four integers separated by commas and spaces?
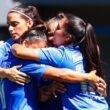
47, 21, 67, 47
7, 12, 33, 41
47, 21, 58, 43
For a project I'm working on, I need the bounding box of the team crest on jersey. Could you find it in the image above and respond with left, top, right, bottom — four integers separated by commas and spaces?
75, 65, 84, 72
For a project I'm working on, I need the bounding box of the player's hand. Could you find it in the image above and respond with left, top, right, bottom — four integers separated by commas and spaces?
6, 65, 30, 85
48, 81, 67, 98
95, 77, 107, 97
88, 70, 99, 83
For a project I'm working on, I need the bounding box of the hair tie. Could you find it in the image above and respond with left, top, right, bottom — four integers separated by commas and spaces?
76, 23, 87, 45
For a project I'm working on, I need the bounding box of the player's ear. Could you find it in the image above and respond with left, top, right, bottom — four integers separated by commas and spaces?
22, 39, 30, 47
27, 20, 33, 29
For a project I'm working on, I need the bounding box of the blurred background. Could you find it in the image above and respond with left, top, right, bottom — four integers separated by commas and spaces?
0, 0, 110, 106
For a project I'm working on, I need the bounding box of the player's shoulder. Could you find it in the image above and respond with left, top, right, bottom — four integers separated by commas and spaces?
0, 41, 4, 44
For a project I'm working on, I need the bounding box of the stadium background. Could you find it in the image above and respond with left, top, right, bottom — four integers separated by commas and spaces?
0, 0, 110, 106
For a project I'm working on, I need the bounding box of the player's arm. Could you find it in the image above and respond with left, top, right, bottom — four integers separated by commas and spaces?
12, 44, 40, 61
43, 67, 98, 84
39, 67, 106, 102
43, 67, 106, 97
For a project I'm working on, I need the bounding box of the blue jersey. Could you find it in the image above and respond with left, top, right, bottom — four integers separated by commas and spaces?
36, 46, 109, 110
0, 38, 50, 110
0, 38, 14, 65
0, 38, 14, 110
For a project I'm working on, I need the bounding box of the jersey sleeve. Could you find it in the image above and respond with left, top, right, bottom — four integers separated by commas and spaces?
36, 47, 64, 67
0, 39, 14, 66
19, 61, 50, 80
0, 43, 7, 65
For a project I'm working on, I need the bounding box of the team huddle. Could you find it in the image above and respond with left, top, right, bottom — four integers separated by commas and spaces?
0, 4, 109, 110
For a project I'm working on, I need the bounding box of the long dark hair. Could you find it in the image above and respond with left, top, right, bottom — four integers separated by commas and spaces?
64, 14, 105, 79
82, 23, 104, 78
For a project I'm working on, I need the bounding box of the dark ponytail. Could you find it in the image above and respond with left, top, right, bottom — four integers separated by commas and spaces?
80, 23, 105, 79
